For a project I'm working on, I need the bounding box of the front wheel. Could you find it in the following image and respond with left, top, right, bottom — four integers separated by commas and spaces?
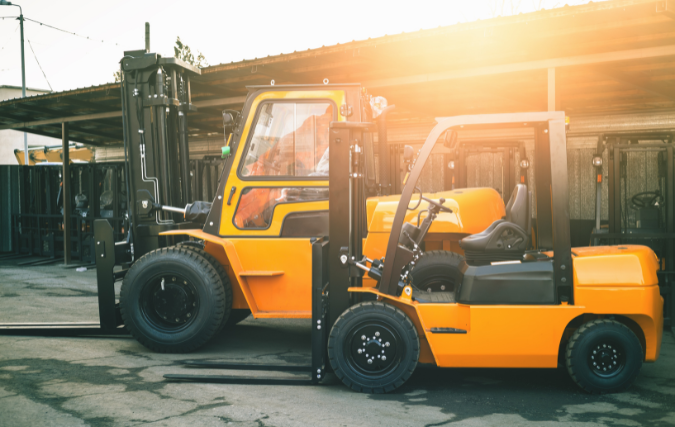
566, 319, 643, 394
120, 247, 226, 353
328, 302, 419, 393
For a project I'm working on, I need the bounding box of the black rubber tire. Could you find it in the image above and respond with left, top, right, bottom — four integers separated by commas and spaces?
566, 319, 643, 394
176, 240, 205, 251
174, 244, 233, 333
328, 301, 419, 393
120, 247, 226, 353
224, 309, 251, 328
410, 250, 464, 293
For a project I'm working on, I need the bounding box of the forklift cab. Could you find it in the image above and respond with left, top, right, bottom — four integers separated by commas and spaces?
202, 84, 376, 239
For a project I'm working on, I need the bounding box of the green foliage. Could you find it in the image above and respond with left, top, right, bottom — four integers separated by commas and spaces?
113, 70, 122, 83
174, 37, 208, 68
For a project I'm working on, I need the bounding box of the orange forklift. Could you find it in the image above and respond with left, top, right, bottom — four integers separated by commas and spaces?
166, 110, 662, 394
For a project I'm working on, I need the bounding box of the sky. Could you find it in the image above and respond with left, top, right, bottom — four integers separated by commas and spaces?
0, 0, 595, 94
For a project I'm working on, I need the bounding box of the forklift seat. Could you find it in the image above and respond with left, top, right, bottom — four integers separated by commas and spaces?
459, 184, 531, 264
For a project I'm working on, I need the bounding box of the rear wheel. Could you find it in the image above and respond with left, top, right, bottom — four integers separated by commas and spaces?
120, 247, 226, 353
328, 301, 419, 393
410, 250, 464, 293
566, 319, 643, 394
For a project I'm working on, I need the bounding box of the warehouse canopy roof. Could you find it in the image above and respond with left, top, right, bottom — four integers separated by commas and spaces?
1, 0, 675, 146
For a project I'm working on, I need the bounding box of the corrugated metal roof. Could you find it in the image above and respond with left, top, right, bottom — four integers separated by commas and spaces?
202, 0, 650, 72
0, 82, 119, 104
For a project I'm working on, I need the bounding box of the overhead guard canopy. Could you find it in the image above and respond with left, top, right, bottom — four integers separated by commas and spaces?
378, 112, 573, 303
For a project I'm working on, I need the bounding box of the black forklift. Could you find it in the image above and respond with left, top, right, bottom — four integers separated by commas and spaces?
590, 132, 674, 328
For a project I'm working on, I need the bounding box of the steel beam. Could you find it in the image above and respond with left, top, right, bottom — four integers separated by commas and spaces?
0, 111, 121, 130
364, 45, 675, 89
0, 97, 243, 131
192, 96, 247, 109
593, 66, 675, 101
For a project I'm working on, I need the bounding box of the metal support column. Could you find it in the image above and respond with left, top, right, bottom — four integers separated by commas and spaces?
548, 68, 556, 112
328, 126, 351, 328
62, 122, 71, 265
666, 145, 674, 327
534, 127, 554, 250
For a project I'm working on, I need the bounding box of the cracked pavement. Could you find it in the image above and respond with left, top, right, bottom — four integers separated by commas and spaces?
0, 260, 674, 426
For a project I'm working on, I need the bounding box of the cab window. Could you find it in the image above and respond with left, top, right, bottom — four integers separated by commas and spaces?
241, 102, 333, 178
234, 187, 328, 229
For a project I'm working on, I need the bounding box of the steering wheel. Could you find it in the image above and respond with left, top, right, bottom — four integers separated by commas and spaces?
631, 191, 663, 209
421, 195, 453, 213
406, 187, 453, 213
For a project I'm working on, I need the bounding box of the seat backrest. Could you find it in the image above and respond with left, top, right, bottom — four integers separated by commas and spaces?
505, 184, 529, 231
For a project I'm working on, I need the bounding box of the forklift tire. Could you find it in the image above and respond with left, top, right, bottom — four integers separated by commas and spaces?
120, 247, 226, 353
176, 240, 205, 251
173, 244, 234, 333
410, 250, 464, 293
565, 319, 643, 394
328, 301, 419, 393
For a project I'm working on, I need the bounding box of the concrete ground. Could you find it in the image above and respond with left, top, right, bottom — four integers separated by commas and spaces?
0, 257, 674, 427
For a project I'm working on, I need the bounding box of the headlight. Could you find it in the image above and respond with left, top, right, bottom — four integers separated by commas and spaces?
592, 156, 603, 167
370, 96, 388, 119
448, 161, 455, 170
519, 159, 530, 169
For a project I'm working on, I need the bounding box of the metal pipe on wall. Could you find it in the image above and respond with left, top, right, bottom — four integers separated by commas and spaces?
62, 122, 71, 265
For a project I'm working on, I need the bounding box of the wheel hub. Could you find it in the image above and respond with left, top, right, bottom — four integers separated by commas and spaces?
350, 325, 398, 373
588, 342, 624, 377
143, 276, 198, 327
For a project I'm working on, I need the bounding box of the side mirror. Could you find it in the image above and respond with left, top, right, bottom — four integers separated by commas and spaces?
222, 110, 239, 135
403, 145, 414, 162
443, 130, 458, 149
403, 145, 415, 173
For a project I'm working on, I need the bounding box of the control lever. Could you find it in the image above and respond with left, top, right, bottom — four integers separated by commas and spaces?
352, 257, 385, 282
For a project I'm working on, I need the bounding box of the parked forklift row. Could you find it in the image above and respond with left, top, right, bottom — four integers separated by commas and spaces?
1, 50, 665, 395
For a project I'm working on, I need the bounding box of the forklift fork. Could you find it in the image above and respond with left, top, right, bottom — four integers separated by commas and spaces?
164, 239, 329, 386
0, 220, 127, 336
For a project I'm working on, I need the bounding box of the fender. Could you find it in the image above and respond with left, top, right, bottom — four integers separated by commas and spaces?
349, 286, 437, 365
161, 229, 267, 316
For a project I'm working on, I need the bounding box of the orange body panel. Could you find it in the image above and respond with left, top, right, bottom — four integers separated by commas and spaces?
363, 188, 504, 261
163, 229, 313, 318
349, 244, 663, 367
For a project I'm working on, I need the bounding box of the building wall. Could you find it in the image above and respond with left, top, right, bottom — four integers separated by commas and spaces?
0, 86, 61, 165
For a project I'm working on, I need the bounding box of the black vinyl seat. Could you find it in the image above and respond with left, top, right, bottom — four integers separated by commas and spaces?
460, 184, 531, 264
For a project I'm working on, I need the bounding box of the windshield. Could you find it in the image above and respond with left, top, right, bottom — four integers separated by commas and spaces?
241, 102, 333, 178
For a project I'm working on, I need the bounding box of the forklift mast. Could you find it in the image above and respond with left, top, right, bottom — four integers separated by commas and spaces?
119, 50, 201, 259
